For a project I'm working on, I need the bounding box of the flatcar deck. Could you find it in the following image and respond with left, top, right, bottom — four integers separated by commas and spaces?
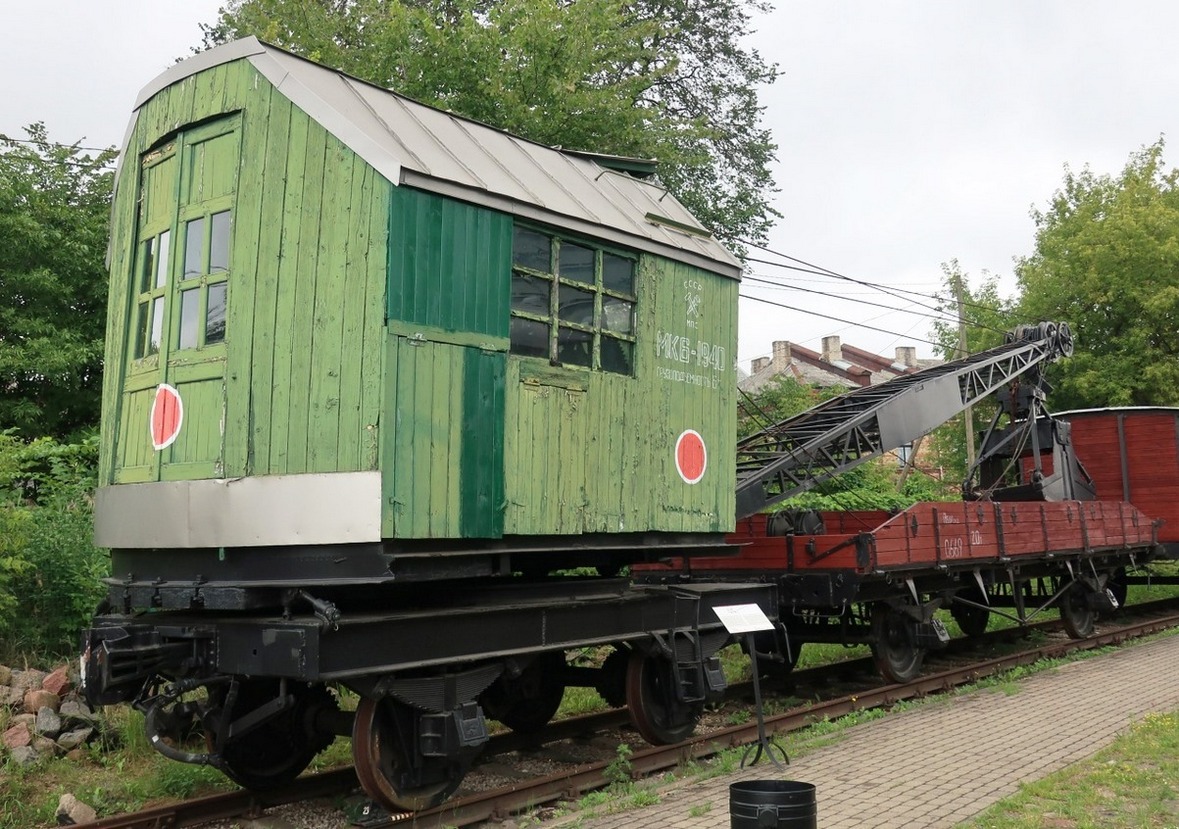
669, 500, 1160, 576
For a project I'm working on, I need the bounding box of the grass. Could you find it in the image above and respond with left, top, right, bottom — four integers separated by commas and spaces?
960, 711, 1179, 828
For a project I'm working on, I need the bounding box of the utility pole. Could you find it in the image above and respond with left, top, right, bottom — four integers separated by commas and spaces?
954, 272, 976, 469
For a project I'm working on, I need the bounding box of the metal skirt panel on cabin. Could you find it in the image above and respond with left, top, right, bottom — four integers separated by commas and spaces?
93, 471, 382, 548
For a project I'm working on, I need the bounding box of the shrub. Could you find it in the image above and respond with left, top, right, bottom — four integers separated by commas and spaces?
0, 431, 106, 661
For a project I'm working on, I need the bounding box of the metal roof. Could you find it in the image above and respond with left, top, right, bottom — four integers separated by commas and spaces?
128, 37, 742, 279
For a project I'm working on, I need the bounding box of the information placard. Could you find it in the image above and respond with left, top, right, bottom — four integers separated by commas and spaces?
713, 603, 774, 634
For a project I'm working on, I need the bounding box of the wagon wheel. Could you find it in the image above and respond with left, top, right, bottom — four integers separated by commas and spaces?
870, 604, 925, 683
625, 649, 703, 745
1059, 583, 1096, 638
950, 588, 991, 638
479, 651, 566, 734
352, 696, 468, 811
211, 679, 337, 791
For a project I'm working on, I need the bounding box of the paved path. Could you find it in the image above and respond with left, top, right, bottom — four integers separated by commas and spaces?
553, 632, 1179, 829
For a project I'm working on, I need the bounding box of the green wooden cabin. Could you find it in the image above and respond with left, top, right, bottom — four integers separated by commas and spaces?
95, 38, 742, 564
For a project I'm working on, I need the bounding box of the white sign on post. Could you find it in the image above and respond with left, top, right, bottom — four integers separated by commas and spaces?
713, 603, 774, 634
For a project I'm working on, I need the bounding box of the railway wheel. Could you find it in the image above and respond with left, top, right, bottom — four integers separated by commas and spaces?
1059, 583, 1096, 638
870, 604, 925, 683
479, 652, 566, 734
950, 589, 990, 638
212, 680, 337, 791
352, 696, 467, 811
625, 650, 703, 745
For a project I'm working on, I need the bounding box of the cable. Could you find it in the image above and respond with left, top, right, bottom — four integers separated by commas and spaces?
739, 292, 948, 350
0, 135, 115, 154
744, 273, 964, 329
740, 238, 1012, 325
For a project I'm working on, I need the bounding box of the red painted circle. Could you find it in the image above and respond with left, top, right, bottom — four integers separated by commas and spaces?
150, 384, 184, 450
675, 430, 707, 485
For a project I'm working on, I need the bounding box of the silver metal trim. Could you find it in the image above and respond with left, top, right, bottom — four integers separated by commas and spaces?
94, 471, 382, 548
134, 37, 268, 111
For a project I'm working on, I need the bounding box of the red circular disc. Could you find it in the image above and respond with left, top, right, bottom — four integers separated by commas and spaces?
675, 429, 707, 484
150, 384, 184, 450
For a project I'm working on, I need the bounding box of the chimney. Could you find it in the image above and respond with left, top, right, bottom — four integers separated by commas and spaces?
771, 340, 791, 370
895, 346, 917, 368
751, 356, 770, 374
821, 335, 841, 364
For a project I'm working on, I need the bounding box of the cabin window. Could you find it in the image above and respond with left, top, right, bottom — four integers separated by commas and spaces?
129, 120, 237, 362
509, 227, 636, 375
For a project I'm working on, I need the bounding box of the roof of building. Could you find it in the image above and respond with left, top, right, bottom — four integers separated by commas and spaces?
120, 38, 741, 280
739, 337, 940, 394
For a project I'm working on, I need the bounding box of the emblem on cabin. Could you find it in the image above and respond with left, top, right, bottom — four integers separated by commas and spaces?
150, 384, 184, 450
675, 429, 707, 484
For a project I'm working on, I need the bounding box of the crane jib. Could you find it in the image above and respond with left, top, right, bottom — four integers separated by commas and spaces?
734, 321, 1074, 520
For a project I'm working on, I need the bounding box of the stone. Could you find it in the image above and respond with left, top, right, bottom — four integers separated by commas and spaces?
59, 698, 98, 726
10, 669, 46, 697
2, 685, 23, 708
0, 665, 11, 685
32, 735, 58, 756
41, 666, 71, 696
2, 721, 31, 749
8, 745, 38, 767
12, 713, 35, 728
56, 727, 95, 751
23, 688, 59, 715
239, 818, 298, 829
35, 706, 62, 739
64, 748, 85, 762
56, 793, 98, 826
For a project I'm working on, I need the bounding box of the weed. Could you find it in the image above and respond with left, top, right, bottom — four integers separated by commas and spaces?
627, 789, 660, 808
688, 801, 713, 817
604, 743, 633, 787
726, 709, 752, 726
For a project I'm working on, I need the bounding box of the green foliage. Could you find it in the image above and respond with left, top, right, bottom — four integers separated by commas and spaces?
0, 432, 107, 661
782, 461, 955, 513
740, 375, 957, 510
0, 124, 116, 440
738, 375, 842, 440
201, 0, 779, 248
1017, 139, 1179, 409
605, 742, 634, 787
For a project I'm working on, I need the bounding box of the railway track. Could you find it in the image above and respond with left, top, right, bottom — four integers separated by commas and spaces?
79, 600, 1179, 829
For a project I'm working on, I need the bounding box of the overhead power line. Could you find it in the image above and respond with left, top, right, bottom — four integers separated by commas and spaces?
743, 273, 965, 330
739, 292, 947, 350
0, 135, 116, 154
740, 238, 1011, 327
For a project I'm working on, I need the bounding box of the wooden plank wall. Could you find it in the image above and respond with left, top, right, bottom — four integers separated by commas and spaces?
101, 59, 389, 485
1066, 409, 1179, 542
501, 258, 738, 536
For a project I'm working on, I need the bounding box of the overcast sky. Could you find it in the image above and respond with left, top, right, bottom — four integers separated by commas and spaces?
3, 1, 1176, 370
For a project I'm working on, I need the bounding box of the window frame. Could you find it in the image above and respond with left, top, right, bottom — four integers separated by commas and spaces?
127, 118, 239, 369
509, 226, 637, 376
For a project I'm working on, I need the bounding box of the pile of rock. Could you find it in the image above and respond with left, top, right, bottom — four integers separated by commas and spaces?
1, 664, 104, 767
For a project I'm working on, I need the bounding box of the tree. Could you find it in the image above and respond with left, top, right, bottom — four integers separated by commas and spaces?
0, 125, 116, 439
200, 0, 779, 248
737, 374, 839, 441
1017, 140, 1179, 410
